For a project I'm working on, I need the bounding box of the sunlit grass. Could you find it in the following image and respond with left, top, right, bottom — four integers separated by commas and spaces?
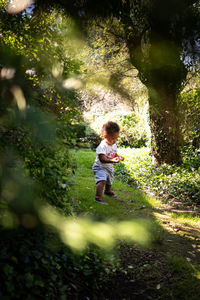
72, 149, 154, 220
170, 212, 200, 228
71, 149, 200, 236
65, 149, 165, 247
49, 148, 200, 253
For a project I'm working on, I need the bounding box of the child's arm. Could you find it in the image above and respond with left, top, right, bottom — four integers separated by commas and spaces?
99, 154, 121, 163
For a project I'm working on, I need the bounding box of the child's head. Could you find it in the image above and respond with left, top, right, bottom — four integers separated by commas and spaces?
102, 121, 120, 145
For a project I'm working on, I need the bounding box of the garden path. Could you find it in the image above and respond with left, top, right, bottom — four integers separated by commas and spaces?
74, 149, 200, 299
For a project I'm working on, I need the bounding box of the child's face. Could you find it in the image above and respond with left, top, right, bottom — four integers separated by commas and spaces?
104, 132, 119, 145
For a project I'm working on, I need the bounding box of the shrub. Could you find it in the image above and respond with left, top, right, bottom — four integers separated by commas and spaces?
1, 124, 77, 214
0, 227, 114, 299
115, 147, 200, 204
70, 122, 101, 149
91, 112, 151, 148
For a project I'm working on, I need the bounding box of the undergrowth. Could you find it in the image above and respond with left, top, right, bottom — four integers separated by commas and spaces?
115, 147, 200, 205
0, 226, 114, 300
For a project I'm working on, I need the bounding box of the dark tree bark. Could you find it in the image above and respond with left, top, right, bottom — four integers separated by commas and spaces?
148, 86, 184, 165
124, 33, 182, 163
114, 0, 195, 164
126, 34, 187, 164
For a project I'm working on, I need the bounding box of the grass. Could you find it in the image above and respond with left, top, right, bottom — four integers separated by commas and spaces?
71, 149, 167, 249
72, 149, 200, 238
72, 149, 154, 221
71, 148, 200, 299
170, 212, 200, 228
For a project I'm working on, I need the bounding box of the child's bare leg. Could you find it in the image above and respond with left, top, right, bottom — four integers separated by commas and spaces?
104, 184, 115, 196
95, 181, 108, 204
96, 180, 106, 197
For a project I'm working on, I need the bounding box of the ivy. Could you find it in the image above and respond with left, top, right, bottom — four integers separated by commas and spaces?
115, 147, 200, 204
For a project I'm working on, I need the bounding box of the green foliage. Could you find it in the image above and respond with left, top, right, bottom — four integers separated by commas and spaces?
117, 113, 150, 148
181, 146, 200, 170
86, 21, 139, 95
115, 147, 200, 204
91, 112, 150, 148
0, 4, 84, 218
179, 88, 200, 148
33, 0, 200, 165
0, 7, 121, 300
1, 2, 199, 299
72, 122, 101, 149
0, 227, 114, 299
24, 142, 76, 212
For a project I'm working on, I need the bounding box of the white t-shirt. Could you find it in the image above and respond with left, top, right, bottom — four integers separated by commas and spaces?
95, 140, 117, 168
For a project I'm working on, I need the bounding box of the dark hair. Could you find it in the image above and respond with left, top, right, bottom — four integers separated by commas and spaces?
102, 121, 120, 135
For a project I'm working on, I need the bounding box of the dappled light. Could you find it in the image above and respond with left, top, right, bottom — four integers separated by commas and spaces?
39, 205, 151, 251
0, 67, 16, 79
6, 0, 34, 14
11, 85, 26, 111
51, 63, 63, 79
1, 211, 19, 228
62, 78, 83, 90
170, 212, 200, 229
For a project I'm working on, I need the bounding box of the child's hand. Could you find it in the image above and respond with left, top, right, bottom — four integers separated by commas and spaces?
111, 156, 124, 163
118, 156, 124, 161
111, 156, 121, 163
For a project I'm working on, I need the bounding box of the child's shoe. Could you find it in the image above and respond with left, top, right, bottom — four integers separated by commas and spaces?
95, 196, 108, 205
104, 191, 117, 197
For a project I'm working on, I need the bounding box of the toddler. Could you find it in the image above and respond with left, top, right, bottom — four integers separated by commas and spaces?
92, 121, 124, 205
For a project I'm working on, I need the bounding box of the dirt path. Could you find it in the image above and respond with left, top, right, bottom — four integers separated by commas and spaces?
101, 189, 200, 300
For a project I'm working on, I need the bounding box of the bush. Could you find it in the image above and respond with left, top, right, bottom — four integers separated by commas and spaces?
0, 227, 114, 299
1, 124, 77, 214
115, 147, 200, 204
0, 9, 114, 300
70, 122, 101, 149
91, 112, 151, 148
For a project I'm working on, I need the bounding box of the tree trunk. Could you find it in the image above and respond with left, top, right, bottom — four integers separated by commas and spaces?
148, 87, 183, 165
127, 36, 187, 165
